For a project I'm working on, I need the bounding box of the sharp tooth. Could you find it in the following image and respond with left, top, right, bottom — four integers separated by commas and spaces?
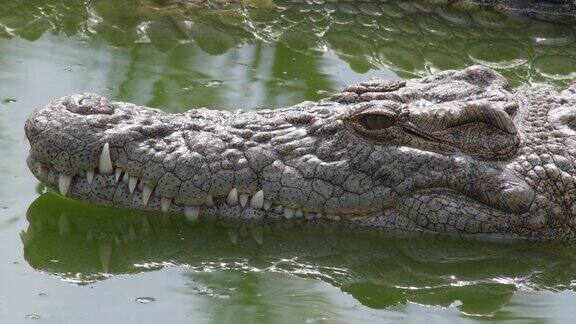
250, 226, 263, 245
274, 205, 284, 214
226, 188, 238, 206
240, 193, 249, 207
137, 180, 144, 191
114, 168, 123, 183
205, 194, 214, 207
284, 207, 295, 219
129, 176, 138, 193
122, 172, 129, 184
250, 190, 264, 209
86, 169, 95, 185
58, 174, 73, 196
184, 205, 200, 222
142, 185, 154, 206
264, 200, 272, 210
295, 209, 304, 218
36, 164, 46, 179
98, 143, 113, 174
161, 197, 171, 212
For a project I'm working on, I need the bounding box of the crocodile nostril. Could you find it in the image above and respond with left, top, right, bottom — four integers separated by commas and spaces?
65, 93, 114, 115
79, 97, 94, 107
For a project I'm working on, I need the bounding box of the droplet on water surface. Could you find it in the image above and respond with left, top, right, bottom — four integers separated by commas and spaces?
135, 297, 156, 304
2, 98, 16, 104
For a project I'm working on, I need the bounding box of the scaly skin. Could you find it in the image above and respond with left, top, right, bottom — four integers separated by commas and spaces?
24, 66, 576, 241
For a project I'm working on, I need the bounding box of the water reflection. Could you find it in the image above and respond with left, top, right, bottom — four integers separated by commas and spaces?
0, 0, 574, 93
23, 193, 576, 317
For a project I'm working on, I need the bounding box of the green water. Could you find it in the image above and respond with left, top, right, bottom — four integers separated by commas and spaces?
1, 0, 576, 322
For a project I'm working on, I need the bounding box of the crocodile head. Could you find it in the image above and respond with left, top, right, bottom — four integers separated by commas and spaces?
24, 66, 576, 240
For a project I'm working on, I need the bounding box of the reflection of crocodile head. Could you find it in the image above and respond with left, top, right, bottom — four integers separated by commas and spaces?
1, 0, 575, 86
22, 193, 576, 314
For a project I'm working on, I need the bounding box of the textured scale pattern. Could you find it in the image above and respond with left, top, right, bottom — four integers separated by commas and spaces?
24, 66, 576, 241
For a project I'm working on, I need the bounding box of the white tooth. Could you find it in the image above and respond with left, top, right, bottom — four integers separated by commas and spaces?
122, 172, 129, 184
129, 176, 138, 193
295, 210, 304, 218
58, 174, 73, 196
274, 205, 284, 214
161, 197, 171, 212
184, 205, 200, 222
250, 190, 264, 209
86, 170, 95, 185
284, 207, 295, 219
205, 194, 215, 207
264, 200, 272, 210
240, 193, 249, 207
37, 164, 46, 179
98, 142, 113, 174
114, 168, 123, 183
142, 185, 154, 206
137, 181, 143, 191
226, 188, 238, 206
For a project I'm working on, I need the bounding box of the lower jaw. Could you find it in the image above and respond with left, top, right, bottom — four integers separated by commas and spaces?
27, 159, 398, 229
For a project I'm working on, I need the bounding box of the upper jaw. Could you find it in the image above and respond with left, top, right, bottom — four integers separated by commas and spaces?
23, 94, 352, 223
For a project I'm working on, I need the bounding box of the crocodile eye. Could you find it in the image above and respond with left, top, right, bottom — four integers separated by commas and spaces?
359, 114, 395, 130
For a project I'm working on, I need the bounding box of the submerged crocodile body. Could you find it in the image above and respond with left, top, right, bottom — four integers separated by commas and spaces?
25, 66, 576, 241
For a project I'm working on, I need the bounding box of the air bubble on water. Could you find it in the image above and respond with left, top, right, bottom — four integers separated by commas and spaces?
2, 98, 16, 104
135, 297, 156, 304
203, 80, 223, 88
25, 314, 41, 320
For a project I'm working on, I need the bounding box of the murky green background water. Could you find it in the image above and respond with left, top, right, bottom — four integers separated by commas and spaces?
1, 0, 576, 323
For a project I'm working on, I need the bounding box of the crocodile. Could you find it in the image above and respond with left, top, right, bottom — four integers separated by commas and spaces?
24, 66, 576, 241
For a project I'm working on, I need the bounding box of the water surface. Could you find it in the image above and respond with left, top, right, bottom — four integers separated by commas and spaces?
1, 0, 576, 323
